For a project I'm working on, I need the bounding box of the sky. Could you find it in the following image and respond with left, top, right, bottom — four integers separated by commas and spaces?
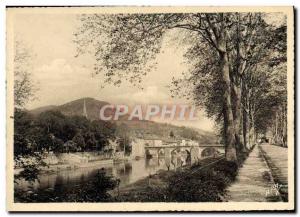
11, 12, 215, 131
10, 11, 285, 132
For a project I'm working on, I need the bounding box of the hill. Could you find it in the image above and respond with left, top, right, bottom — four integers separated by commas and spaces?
30, 105, 58, 115
30, 98, 109, 120
29, 98, 217, 144
115, 120, 217, 144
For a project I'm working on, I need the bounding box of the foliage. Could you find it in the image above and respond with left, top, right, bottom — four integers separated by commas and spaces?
166, 158, 239, 202
14, 108, 119, 202
14, 40, 38, 108
117, 135, 132, 155
14, 109, 117, 156
14, 153, 47, 183
75, 12, 288, 160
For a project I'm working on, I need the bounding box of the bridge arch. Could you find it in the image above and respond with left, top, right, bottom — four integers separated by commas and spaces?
145, 149, 151, 158
182, 149, 191, 165
158, 148, 165, 157
145, 149, 159, 158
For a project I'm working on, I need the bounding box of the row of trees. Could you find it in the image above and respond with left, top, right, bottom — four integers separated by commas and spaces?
75, 12, 287, 161
171, 19, 287, 153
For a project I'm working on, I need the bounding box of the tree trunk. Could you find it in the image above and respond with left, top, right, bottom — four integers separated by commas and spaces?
233, 82, 247, 152
283, 104, 287, 147
242, 107, 248, 149
275, 110, 279, 145
221, 53, 237, 162
242, 81, 249, 150
249, 103, 256, 146
279, 107, 283, 146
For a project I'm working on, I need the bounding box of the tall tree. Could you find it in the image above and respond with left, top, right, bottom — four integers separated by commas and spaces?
14, 41, 37, 108
75, 13, 286, 161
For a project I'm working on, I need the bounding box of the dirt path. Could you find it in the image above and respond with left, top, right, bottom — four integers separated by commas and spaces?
225, 145, 282, 202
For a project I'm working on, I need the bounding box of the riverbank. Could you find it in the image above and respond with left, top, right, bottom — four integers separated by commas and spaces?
15, 159, 116, 175
42, 159, 115, 173
112, 152, 249, 202
14, 151, 133, 175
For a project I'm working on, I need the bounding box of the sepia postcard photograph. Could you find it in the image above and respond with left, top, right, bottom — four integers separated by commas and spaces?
6, 6, 294, 212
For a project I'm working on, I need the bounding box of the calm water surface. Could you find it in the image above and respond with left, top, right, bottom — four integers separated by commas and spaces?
16, 155, 190, 192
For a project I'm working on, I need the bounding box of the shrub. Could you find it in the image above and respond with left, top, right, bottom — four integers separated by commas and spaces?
165, 152, 249, 202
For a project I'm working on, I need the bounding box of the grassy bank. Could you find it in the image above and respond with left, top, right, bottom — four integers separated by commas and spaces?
113, 152, 250, 202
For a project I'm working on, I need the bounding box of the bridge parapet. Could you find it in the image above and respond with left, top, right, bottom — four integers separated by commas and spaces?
144, 144, 224, 159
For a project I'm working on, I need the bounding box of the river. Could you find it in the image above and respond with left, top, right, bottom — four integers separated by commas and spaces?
15, 154, 190, 193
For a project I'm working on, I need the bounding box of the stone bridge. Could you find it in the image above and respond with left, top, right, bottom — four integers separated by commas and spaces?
144, 144, 224, 163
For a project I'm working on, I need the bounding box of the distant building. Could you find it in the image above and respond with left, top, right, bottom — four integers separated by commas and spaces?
131, 138, 146, 158
130, 136, 199, 158
130, 137, 164, 158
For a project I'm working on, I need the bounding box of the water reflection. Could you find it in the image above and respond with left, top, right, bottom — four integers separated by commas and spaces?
15, 153, 191, 193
